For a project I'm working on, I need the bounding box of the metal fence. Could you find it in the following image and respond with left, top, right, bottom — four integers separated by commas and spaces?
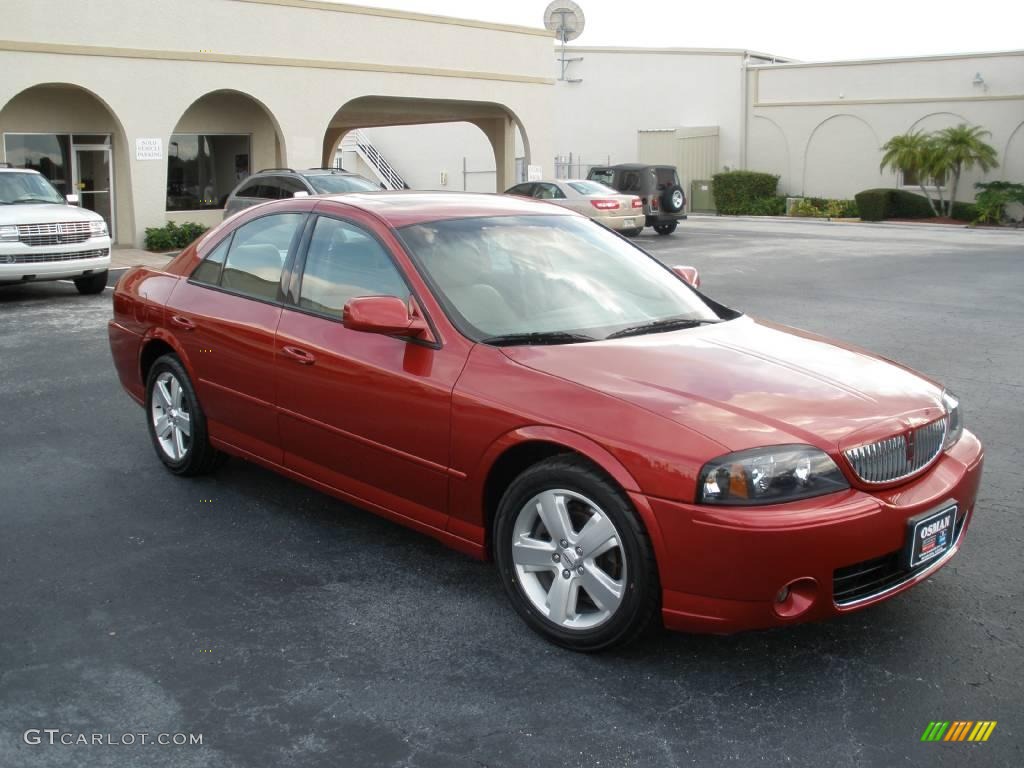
554, 153, 612, 180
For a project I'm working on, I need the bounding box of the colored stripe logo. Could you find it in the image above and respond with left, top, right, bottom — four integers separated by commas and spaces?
921, 721, 997, 742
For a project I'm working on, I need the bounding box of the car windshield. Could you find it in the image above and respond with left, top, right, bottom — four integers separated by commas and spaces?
400, 215, 721, 343
0, 172, 65, 205
306, 174, 381, 194
568, 180, 618, 196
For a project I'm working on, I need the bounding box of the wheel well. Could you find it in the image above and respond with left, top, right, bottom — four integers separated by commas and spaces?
139, 339, 176, 386
483, 441, 613, 558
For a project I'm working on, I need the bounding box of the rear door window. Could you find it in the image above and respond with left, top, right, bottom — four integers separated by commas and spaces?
655, 168, 678, 190
220, 213, 305, 301
618, 171, 642, 193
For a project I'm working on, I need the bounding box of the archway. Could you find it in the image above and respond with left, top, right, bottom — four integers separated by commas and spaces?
167, 90, 286, 223
0, 82, 133, 243
322, 96, 530, 193
802, 114, 881, 198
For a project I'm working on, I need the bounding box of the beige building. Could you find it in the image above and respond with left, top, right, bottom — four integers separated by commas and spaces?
3, 1, 1021, 244
0, 0, 556, 246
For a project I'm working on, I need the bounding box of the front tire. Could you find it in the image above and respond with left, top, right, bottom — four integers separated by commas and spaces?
74, 271, 108, 294
494, 455, 660, 651
654, 222, 678, 235
145, 354, 224, 476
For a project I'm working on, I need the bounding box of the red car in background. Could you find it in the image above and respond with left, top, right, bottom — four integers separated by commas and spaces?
108, 193, 983, 651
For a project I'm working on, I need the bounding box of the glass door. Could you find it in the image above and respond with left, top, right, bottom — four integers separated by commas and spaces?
73, 146, 114, 237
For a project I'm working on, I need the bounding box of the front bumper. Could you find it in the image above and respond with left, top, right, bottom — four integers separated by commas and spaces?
0, 238, 112, 282
644, 430, 984, 633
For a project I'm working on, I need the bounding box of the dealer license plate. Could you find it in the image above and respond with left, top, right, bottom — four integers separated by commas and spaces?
906, 504, 957, 569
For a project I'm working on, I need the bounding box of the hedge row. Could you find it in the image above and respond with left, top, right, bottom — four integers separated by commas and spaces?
712, 171, 779, 215
854, 189, 978, 222
144, 221, 209, 251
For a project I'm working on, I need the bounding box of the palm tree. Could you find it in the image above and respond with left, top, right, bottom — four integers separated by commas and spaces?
920, 137, 950, 217
879, 131, 939, 215
933, 124, 999, 217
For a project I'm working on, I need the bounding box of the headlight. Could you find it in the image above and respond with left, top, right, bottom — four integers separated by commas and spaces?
942, 390, 963, 450
697, 445, 849, 506
0, 225, 17, 241
88, 220, 108, 237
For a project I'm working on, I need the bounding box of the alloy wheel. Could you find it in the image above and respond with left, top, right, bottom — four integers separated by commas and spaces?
511, 488, 627, 630
150, 371, 192, 461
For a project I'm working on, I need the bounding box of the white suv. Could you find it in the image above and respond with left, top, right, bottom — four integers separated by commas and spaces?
0, 165, 112, 294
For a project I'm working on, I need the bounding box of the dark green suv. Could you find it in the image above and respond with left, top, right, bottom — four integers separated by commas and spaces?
586, 164, 686, 235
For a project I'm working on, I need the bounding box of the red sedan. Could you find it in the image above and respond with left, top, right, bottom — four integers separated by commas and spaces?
108, 193, 983, 651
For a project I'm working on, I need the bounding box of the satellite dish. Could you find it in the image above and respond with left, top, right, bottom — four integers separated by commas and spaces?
544, 1, 585, 43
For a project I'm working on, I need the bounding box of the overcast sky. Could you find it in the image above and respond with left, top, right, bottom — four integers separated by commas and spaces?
340, 0, 1022, 62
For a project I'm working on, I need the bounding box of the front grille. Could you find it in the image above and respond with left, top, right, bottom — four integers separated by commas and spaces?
844, 417, 947, 484
17, 221, 93, 247
4, 248, 108, 264
833, 511, 965, 606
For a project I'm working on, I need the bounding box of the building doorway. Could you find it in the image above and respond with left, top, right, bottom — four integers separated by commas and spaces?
73, 142, 114, 235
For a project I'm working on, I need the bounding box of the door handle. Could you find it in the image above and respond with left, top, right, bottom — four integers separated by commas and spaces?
281, 345, 316, 365
170, 315, 196, 331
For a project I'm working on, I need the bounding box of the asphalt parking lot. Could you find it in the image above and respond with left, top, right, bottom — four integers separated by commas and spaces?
1, 217, 1021, 767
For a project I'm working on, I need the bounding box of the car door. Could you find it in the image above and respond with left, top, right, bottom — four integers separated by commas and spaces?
167, 210, 307, 462
274, 210, 465, 529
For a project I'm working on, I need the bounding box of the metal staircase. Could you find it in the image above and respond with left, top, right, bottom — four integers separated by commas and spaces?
339, 130, 409, 190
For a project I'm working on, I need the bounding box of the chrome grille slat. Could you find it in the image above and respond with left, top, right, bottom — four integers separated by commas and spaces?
17, 221, 93, 247
844, 417, 947, 484
4, 248, 108, 264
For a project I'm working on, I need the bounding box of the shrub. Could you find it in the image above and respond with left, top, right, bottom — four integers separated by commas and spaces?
144, 221, 209, 251
712, 171, 779, 215
789, 197, 859, 218
972, 181, 1024, 224
789, 198, 823, 217
745, 196, 786, 216
952, 201, 979, 223
854, 189, 933, 221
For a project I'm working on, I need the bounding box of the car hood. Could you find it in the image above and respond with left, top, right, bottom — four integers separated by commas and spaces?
0, 202, 102, 225
501, 316, 946, 452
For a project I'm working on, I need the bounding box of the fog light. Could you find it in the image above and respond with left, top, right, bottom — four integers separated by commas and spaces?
772, 578, 818, 619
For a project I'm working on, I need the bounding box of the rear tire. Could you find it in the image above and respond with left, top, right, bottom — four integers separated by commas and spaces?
654, 222, 678, 235
74, 271, 108, 294
661, 184, 685, 213
145, 354, 225, 476
622, 228, 644, 237
494, 454, 660, 652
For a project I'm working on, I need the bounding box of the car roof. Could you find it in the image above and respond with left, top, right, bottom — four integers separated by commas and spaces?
317, 191, 576, 228
592, 164, 674, 172
250, 168, 364, 178
0, 167, 40, 174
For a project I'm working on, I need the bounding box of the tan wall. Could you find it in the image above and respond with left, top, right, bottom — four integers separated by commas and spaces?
747, 52, 1024, 200
0, 85, 134, 242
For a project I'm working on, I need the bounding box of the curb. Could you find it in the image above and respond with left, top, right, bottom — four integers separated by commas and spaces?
687, 214, 1023, 235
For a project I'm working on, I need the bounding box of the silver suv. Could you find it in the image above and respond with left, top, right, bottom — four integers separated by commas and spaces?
0, 165, 112, 294
223, 168, 382, 219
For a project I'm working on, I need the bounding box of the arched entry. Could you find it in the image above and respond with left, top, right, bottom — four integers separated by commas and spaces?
0, 83, 133, 243
166, 90, 285, 223
322, 96, 530, 193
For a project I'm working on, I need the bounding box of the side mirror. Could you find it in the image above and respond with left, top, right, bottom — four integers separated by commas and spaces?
671, 265, 701, 288
343, 296, 428, 338
66, 194, 80, 204
293, 191, 310, 198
